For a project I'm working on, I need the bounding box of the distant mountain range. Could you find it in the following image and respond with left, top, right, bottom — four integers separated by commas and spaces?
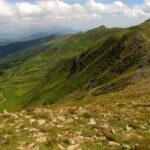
0, 39, 14, 46
0, 34, 58, 58
0, 26, 77, 45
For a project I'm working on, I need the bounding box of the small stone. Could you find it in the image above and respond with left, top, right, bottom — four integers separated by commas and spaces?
0, 124, 4, 128
4, 134, 10, 139
57, 116, 65, 121
108, 141, 120, 146
32, 146, 39, 150
37, 119, 46, 126
57, 133, 62, 138
18, 141, 26, 145
29, 119, 36, 124
74, 116, 78, 120
69, 139, 76, 145
15, 129, 20, 134
122, 144, 130, 150
58, 144, 65, 150
125, 125, 133, 131
111, 128, 116, 134
16, 146, 24, 150
29, 128, 38, 133
24, 115, 31, 119
52, 117, 57, 123
66, 118, 74, 124
67, 144, 80, 150
140, 125, 146, 129
36, 136, 47, 143
23, 127, 29, 131
56, 125, 64, 128
36, 132, 44, 137
89, 118, 96, 125
99, 136, 106, 140
28, 143, 35, 148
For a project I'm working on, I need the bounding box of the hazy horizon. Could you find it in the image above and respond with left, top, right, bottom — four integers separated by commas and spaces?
0, 0, 150, 39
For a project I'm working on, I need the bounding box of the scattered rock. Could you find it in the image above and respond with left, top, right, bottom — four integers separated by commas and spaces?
37, 119, 46, 126
69, 139, 76, 145
57, 116, 65, 121
35, 136, 47, 143
89, 118, 96, 125
58, 144, 65, 150
66, 118, 74, 124
16, 146, 24, 150
29, 118, 36, 124
125, 125, 133, 131
108, 141, 120, 146
67, 144, 80, 150
3, 110, 18, 119
28, 143, 35, 148
0, 100, 149, 150
122, 144, 131, 150
29, 128, 38, 133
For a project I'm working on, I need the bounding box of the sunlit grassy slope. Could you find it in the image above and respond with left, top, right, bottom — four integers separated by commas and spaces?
0, 75, 149, 149
0, 20, 149, 111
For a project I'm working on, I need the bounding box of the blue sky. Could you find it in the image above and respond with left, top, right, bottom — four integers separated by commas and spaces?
64, 0, 144, 5
9, 0, 144, 5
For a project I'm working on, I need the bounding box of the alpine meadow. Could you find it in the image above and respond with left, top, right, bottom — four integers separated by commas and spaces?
0, 0, 150, 150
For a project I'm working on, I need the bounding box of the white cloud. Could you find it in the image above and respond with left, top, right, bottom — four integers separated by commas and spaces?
85, 0, 150, 17
16, 2, 42, 16
145, 0, 150, 6
0, 0, 15, 17
0, 0, 150, 35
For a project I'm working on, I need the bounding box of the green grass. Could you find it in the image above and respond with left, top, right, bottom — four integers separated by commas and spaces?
0, 19, 150, 111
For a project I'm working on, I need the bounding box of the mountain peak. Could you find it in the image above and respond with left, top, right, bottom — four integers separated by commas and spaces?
144, 18, 150, 23
98, 25, 106, 29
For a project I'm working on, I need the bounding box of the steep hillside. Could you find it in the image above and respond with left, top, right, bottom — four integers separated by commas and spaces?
0, 20, 150, 111
0, 35, 59, 75
0, 72, 150, 150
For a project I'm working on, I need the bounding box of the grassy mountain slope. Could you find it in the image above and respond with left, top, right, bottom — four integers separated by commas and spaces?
0, 70, 150, 150
0, 20, 150, 111
0, 35, 60, 76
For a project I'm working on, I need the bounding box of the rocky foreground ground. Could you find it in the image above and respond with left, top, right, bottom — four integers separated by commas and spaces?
0, 91, 150, 150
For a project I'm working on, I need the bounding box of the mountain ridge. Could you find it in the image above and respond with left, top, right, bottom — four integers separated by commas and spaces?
0, 19, 149, 111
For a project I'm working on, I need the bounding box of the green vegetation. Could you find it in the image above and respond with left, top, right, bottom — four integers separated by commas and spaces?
0, 76, 150, 149
0, 19, 150, 111
0, 19, 150, 150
